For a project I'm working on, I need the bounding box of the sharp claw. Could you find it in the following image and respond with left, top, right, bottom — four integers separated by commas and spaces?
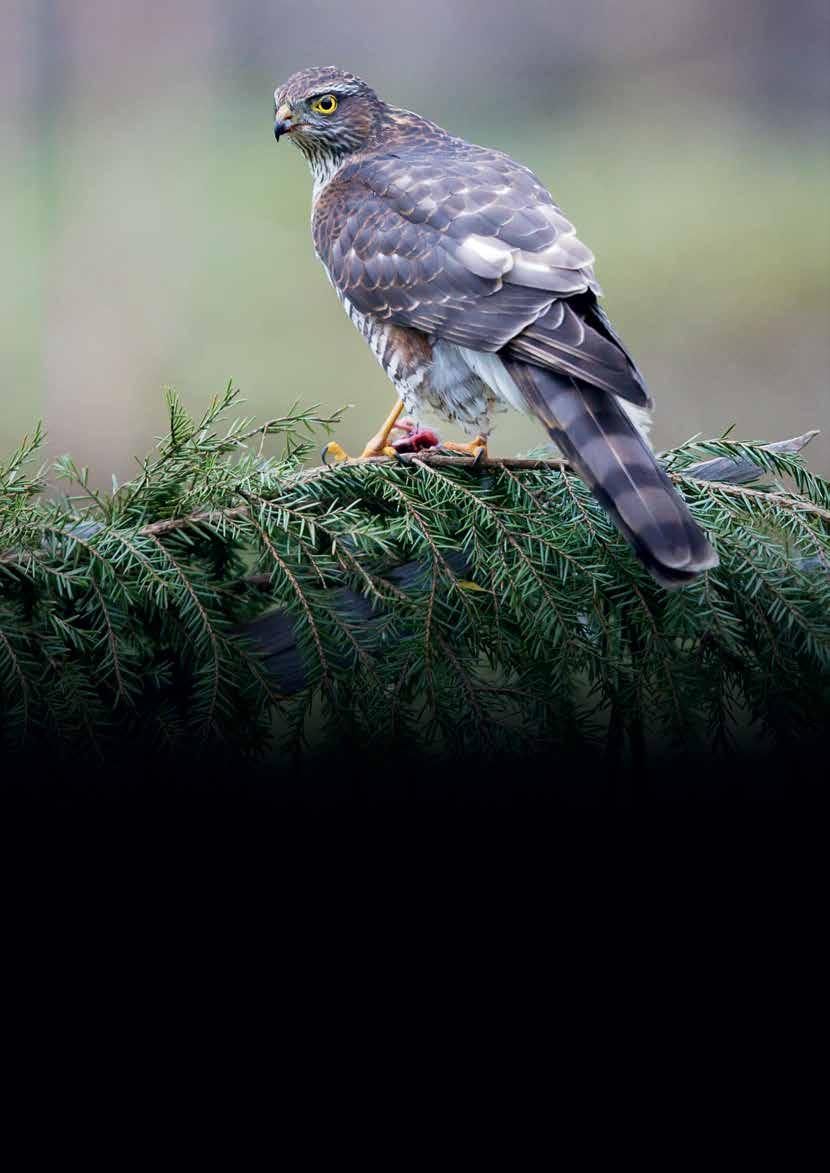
441, 435, 488, 460
322, 441, 350, 465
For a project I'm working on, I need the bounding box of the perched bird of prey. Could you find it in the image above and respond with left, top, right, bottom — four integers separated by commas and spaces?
272, 66, 718, 586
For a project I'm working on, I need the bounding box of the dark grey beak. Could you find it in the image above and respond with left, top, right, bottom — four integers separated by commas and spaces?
274, 103, 294, 142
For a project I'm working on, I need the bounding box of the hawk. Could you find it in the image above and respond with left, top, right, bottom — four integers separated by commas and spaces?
273, 66, 718, 586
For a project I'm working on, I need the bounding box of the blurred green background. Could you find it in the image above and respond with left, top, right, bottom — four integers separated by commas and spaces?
1, 0, 828, 481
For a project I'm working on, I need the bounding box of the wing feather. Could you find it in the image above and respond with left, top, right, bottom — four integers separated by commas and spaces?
312, 142, 647, 400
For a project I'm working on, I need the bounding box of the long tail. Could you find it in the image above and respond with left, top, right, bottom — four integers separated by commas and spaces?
503, 360, 719, 587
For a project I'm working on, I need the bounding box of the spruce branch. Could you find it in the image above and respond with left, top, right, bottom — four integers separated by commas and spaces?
0, 384, 827, 766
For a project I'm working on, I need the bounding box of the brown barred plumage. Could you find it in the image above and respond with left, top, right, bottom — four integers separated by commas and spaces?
273, 66, 718, 585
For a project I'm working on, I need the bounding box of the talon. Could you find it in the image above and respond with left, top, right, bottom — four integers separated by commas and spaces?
322, 440, 350, 465
324, 403, 443, 463
443, 435, 489, 460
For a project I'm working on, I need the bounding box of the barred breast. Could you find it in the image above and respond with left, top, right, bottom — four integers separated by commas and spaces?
335, 284, 501, 436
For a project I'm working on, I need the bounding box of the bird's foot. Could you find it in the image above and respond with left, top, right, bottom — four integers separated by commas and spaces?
320, 440, 354, 464
321, 437, 401, 464
321, 402, 442, 465
441, 435, 489, 464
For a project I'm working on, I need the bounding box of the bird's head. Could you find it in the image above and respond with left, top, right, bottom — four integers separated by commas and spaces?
273, 66, 383, 166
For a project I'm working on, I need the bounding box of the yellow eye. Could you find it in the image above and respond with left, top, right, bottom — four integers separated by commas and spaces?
312, 94, 338, 115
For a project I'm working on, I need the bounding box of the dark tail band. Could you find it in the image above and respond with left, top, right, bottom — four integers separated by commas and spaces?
504, 360, 719, 587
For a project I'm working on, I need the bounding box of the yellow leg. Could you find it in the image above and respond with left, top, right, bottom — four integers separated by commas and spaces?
322, 400, 405, 465
443, 434, 489, 461
359, 400, 405, 458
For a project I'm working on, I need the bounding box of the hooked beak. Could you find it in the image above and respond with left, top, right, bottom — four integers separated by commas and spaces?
274, 102, 294, 142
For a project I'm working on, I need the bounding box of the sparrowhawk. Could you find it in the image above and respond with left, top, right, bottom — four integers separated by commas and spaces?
272, 66, 718, 586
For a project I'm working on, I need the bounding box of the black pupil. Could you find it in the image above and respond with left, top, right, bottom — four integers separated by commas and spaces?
321, 96, 334, 110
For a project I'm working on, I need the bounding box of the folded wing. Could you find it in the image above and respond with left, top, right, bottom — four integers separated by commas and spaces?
313, 144, 649, 405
